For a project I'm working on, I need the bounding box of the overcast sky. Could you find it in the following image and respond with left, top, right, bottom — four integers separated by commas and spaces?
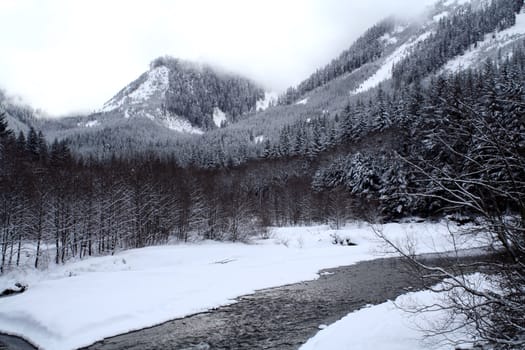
0, 0, 437, 116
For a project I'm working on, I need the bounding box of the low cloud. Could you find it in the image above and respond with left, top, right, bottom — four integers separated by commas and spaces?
0, 0, 437, 116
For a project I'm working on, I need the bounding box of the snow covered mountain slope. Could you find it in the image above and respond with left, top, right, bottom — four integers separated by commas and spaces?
102, 66, 170, 113
443, 8, 525, 72
293, 0, 524, 101
351, 31, 433, 95
25, 57, 269, 155
97, 64, 205, 135
19, 0, 524, 159
94, 57, 265, 133
227, 0, 525, 142
0, 91, 41, 135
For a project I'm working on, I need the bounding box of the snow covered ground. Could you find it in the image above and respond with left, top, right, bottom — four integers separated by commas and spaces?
443, 9, 525, 72
351, 31, 433, 95
0, 221, 487, 350
296, 97, 309, 105
301, 273, 492, 350
301, 290, 445, 350
162, 115, 204, 134
212, 107, 227, 127
101, 66, 170, 113
256, 92, 278, 111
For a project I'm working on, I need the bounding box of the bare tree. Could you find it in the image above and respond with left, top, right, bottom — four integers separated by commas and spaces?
379, 94, 525, 349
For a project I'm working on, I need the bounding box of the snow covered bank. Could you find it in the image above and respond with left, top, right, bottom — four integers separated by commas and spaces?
300, 273, 492, 350
0, 221, 486, 350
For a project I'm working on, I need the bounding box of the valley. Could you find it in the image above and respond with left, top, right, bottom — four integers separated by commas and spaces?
1, 0, 524, 349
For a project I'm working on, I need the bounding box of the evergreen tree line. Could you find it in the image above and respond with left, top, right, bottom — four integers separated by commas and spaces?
277, 18, 395, 105
0, 115, 349, 271
279, 0, 523, 105
0, 122, 279, 271
41, 0, 524, 165
155, 56, 265, 129
264, 41, 525, 219
393, 0, 524, 86
1, 40, 524, 272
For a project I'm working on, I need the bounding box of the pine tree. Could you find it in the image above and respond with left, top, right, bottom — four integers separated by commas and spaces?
26, 127, 40, 162
0, 112, 12, 139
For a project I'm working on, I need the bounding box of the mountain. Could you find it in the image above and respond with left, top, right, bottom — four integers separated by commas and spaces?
14, 57, 270, 158
149, 0, 525, 168
248, 0, 525, 129
0, 90, 40, 135
4, 0, 524, 162
2, 1, 524, 343
1, 0, 524, 262
100, 57, 267, 131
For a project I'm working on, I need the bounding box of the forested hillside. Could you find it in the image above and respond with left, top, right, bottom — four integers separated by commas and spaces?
50, 0, 520, 166
27, 57, 267, 159
2, 2, 525, 349
102, 56, 266, 129
1, 0, 524, 272
277, 18, 398, 105
1, 35, 524, 271
10, 0, 521, 164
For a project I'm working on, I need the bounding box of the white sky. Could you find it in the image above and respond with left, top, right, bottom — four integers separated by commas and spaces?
0, 0, 437, 116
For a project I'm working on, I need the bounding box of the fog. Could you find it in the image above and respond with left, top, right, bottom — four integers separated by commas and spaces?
0, 0, 438, 116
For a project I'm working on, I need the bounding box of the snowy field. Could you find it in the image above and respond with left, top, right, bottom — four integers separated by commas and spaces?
0, 221, 487, 350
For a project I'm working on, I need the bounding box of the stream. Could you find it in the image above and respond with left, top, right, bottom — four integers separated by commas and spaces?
2, 254, 485, 350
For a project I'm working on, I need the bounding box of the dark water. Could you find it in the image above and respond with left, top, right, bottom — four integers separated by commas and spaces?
3, 254, 484, 350
82, 257, 427, 350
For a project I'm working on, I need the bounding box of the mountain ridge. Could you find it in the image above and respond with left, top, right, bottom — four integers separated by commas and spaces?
95, 56, 267, 132
2, 0, 524, 161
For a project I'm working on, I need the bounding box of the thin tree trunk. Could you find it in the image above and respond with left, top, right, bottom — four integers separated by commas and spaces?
34, 202, 43, 269
16, 231, 21, 266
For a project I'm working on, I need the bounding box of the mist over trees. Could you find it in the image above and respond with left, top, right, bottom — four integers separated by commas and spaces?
277, 18, 397, 105
29, 0, 523, 167
106, 56, 266, 130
